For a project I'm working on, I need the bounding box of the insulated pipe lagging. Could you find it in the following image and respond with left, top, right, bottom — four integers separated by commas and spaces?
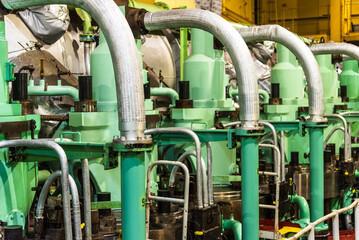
36, 170, 82, 240
144, 9, 260, 129
309, 43, 359, 62
237, 25, 325, 122
1, 0, 145, 140
81, 159, 92, 240
0, 140, 73, 240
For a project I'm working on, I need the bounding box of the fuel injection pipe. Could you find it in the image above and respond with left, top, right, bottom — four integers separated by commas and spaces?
142, 8, 263, 239
237, 24, 327, 227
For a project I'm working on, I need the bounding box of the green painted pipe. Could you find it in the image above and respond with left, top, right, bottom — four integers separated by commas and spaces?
180, 28, 188, 82
259, 89, 269, 104
343, 186, 354, 214
28, 80, 79, 101
121, 151, 146, 240
229, 88, 269, 104
150, 87, 179, 106
308, 126, 326, 230
290, 194, 310, 227
223, 216, 242, 240
241, 136, 259, 240
355, 169, 359, 179
0, 20, 9, 104
37, 170, 51, 185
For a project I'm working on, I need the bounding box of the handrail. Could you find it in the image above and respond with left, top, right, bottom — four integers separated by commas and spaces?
146, 160, 190, 240
288, 199, 359, 240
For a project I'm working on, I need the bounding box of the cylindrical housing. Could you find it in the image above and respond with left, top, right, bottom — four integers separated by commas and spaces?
144, 83, 151, 99
290, 152, 299, 167
121, 152, 146, 239
271, 83, 280, 99
4, 225, 23, 240
341, 86, 348, 98
179, 81, 190, 99
309, 127, 325, 225
241, 137, 259, 239
78, 75, 93, 101
13, 73, 28, 101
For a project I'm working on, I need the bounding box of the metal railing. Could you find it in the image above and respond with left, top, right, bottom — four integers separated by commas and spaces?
146, 160, 190, 240
258, 143, 281, 238
288, 199, 359, 240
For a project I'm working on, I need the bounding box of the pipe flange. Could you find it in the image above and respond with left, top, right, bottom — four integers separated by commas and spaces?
113, 136, 152, 151
125, 7, 149, 37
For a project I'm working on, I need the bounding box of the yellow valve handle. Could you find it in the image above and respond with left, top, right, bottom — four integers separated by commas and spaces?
278, 226, 302, 235
194, 231, 204, 236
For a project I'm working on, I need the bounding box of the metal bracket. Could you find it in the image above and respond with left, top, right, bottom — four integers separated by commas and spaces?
0, 120, 36, 140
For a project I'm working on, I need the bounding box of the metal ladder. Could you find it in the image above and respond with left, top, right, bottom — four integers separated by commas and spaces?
146, 160, 190, 240
258, 143, 281, 239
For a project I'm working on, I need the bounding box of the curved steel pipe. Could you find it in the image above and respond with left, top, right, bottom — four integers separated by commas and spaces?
168, 150, 209, 206
309, 42, 359, 62
0, 140, 73, 239
237, 25, 325, 122
206, 142, 214, 205
1, 0, 145, 140
36, 170, 82, 240
144, 9, 260, 129
324, 126, 345, 150
144, 127, 206, 208
325, 114, 351, 162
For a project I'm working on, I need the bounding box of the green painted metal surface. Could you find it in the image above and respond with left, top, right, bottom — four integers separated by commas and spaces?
91, 201, 121, 210
308, 125, 327, 230
0, 20, 9, 104
28, 79, 79, 101
0, 114, 41, 229
240, 136, 259, 240
222, 216, 242, 240
290, 194, 310, 228
340, 59, 359, 100
121, 151, 146, 240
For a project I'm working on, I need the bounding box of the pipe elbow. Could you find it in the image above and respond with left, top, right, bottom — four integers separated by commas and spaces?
223, 218, 242, 240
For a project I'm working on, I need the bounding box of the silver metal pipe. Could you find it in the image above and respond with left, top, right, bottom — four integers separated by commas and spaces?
259, 143, 281, 237
237, 25, 325, 122
325, 114, 351, 162
144, 9, 260, 129
144, 127, 204, 208
1, 0, 146, 140
81, 159, 92, 240
309, 42, 359, 62
0, 140, 72, 239
222, 121, 242, 128
206, 142, 214, 205
324, 126, 345, 149
36, 170, 82, 240
355, 130, 359, 143
280, 131, 285, 181
84, 43, 91, 76
259, 121, 279, 178
168, 150, 208, 206
69, 172, 82, 240
259, 139, 275, 145
146, 161, 190, 240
